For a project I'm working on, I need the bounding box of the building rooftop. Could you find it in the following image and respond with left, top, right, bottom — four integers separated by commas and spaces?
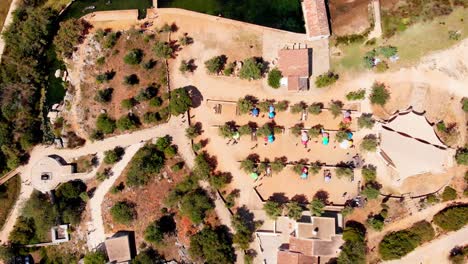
302, 0, 330, 39
296, 217, 336, 240
277, 250, 318, 264
278, 49, 310, 77
105, 235, 132, 263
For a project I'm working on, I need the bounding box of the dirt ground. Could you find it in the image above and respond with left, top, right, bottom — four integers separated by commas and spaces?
329, 0, 372, 35
101, 152, 191, 261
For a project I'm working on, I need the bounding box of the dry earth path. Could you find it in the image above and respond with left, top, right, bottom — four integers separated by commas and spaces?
0, 0, 21, 61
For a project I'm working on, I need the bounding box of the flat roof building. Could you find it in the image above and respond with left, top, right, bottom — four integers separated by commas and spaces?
105, 233, 132, 264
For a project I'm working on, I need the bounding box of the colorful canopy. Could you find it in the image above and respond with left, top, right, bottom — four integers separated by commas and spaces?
268, 134, 275, 143
250, 172, 258, 180
268, 111, 275, 119
251, 108, 259, 116
322, 137, 329, 145
269, 105, 275, 113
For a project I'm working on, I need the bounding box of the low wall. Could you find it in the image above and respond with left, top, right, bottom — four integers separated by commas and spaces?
82, 9, 139, 22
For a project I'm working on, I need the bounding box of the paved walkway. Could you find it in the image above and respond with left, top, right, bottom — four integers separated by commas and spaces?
368, 0, 382, 39
0, 0, 21, 62
0, 115, 191, 244
87, 143, 143, 250
384, 226, 468, 264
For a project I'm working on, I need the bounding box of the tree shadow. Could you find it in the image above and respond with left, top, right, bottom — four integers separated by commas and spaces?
314, 190, 329, 204
291, 194, 309, 204
184, 85, 203, 108
268, 192, 289, 204
344, 220, 367, 236
246, 153, 260, 163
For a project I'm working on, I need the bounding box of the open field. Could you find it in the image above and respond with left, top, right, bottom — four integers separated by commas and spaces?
328, 0, 371, 35
332, 7, 468, 72
0, 0, 12, 29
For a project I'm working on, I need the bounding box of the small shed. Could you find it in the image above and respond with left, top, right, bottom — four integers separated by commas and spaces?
105, 234, 132, 263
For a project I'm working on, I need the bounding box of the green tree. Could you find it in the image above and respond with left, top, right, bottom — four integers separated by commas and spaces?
358, 113, 375, 129
110, 201, 135, 225
362, 184, 380, 199
104, 147, 124, 164
180, 189, 214, 224
462, 97, 468, 112
95, 88, 113, 103
54, 18, 85, 59
370, 82, 390, 105
338, 224, 367, 264
96, 114, 116, 134
193, 153, 213, 179
441, 186, 457, 201
126, 144, 165, 187
263, 200, 283, 219
335, 167, 354, 179
189, 227, 235, 264
169, 88, 192, 116
83, 251, 107, 264
133, 248, 166, 264
153, 41, 173, 59
378, 46, 398, 58
240, 159, 255, 174
231, 209, 257, 250
204, 55, 226, 74
237, 97, 254, 114
116, 114, 139, 131
239, 58, 263, 80
309, 198, 325, 216
9, 216, 35, 245
362, 165, 377, 182
179, 59, 191, 73
123, 49, 143, 65
308, 102, 323, 115
121, 98, 135, 110
144, 221, 164, 244
433, 205, 468, 231
455, 148, 468, 165
329, 101, 343, 118
315, 71, 339, 88
360, 134, 379, 152
267, 68, 282, 88
346, 89, 366, 100
286, 201, 303, 220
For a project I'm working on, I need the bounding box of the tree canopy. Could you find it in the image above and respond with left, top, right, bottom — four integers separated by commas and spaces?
54, 18, 85, 59
189, 227, 235, 264
169, 88, 192, 116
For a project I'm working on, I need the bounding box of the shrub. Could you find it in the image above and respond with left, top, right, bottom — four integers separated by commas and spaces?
358, 113, 375, 129
360, 134, 378, 152
96, 114, 116, 134
367, 215, 384, 231
315, 71, 339, 88
83, 251, 107, 264
144, 215, 176, 244
375, 61, 389, 72
178, 34, 193, 46
110, 201, 135, 225
179, 59, 191, 73
455, 148, 468, 165
126, 144, 165, 187
377, 46, 398, 58
308, 125, 323, 138
237, 97, 254, 114
346, 89, 366, 100
267, 68, 282, 88
96, 56, 105, 65
223, 62, 235, 76
329, 101, 343, 118
205, 55, 226, 74
103, 32, 119, 49
193, 153, 213, 180
94, 88, 113, 103
270, 159, 285, 173
291, 123, 304, 137
441, 186, 457, 201
370, 82, 390, 105
362, 165, 377, 182
123, 74, 139, 85
218, 124, 234, 138
153, 41, 173, 59
335, 130, 348, 143
426, 194, 440, 204
209, 173, 230, 190
462, 97, 468, 112
104, 147, 124, 164
169, 88, 192, 116
164, 145, 177, 158
433, 205, 468, 231
117, 114, 139, 131
123, 49, 143, 65
239, 58, 263, 80
286, 201, 303, 220
274, 101, 288, 112
263, 201, 283, 219
335, 167, 354, 179
290, 102, 307, 114
149, 97, 163, 108
121, 98, 135, 110
240, 159, 256, 174
309, 161, 322, 175
309, 198, 325, 216
186, 125, 201, 139
362, 185, 380, 199
308, 102, 323, 115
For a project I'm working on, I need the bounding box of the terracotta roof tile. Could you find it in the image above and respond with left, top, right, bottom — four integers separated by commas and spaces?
277, 251, 318, 264
289, 237, 315, 256
303, 0, 330, 38
278, 49, 310, 77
